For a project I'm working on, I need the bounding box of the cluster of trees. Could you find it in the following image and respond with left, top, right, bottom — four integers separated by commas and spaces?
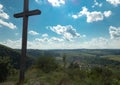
0, 56, 13, 82
35, 56, 59, 73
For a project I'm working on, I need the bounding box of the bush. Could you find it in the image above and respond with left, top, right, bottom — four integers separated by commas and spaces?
0, 56, 13, 82
68, 62, 80, 69
36, 56, 59, 73
88, 67, 113, 85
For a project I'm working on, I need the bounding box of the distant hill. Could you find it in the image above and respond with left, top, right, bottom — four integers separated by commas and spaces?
0, 44, 32, 69
24, 49, 120, 67
21, 49, 120, 58
1, 44, 120, 68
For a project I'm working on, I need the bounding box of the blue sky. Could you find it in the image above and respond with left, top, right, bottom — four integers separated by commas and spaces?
0, 0, 120, 49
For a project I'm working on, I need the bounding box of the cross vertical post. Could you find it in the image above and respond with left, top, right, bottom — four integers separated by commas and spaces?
14, 0, 41, 84
19, 0, 28, 83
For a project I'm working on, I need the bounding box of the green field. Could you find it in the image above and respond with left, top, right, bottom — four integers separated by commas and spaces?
102, 55, 120, 62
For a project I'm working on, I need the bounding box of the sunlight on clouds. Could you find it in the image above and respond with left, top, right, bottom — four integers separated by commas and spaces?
48, 0, 65, 7
109, 26, 120, 39
80, 37, 120, 49
87, 11, 104, 23
28, 30, 39, 35
71, 7, 112, 23
0, 19, 16, 29
92, 0, 103, 8
51, 37, 64, 42
81, 37, 108, 49
0, 4, 9, 19
0, 4, 16, 29
1, 39, 22, 49
1, 36, 120, 49
35, 37, 49, 42
1, 25, 120, 49
35, 36, 64, 43
48, 25, 84, 41
103, 11, 112, 17
42, 33, 48, 37
35, 0, 42, 4
106, 0, 120, 6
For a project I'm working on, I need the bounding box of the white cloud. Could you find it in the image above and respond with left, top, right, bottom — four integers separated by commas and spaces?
108, 39, 120, 49
0, 19, 16, 29
50, 37, 64, 42
35, 37, 49, 42
0, 4, 16, 29
28, 30, 39, 35
35, 36, 64, 42
1, 25, 120, 49
103, 11, 112, 17
48, 0, 65, 7
92, 0, 103, 8
1, 39, 22, 49
80, 37, 120, 49
109, 26, 120, 39
72, 15, 79, 19
48, 25, 83, 41
1, 36, 120, 49
71, 7, 112, 23
42, 33, 48, 37
106, 0, 120, 6
81, 37, 108, 49
35, 0, 42, 4
0, 4, 9, 19
87, 11, 104, 23
35, 0, 46, 4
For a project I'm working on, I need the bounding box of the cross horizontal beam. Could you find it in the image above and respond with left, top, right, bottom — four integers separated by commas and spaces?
14, 9, 41, 18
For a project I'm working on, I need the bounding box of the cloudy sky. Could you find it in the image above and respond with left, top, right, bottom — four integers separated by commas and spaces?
0, 0, 120, 49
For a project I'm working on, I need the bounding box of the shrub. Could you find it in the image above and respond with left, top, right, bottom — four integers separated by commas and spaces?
88, 67, 113, 85
36, 56, 59, 73
0, 56, 13, 82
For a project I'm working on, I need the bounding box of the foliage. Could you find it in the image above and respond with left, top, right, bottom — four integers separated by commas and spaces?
63, 54, 67, 69
0, 44, 120, 84
68, 61, 80, 69
87, 67, 113, 85
36, 56, 59, 73
0, 44, 20, 69
0, 44, 34, 70
0, 56, 13, 82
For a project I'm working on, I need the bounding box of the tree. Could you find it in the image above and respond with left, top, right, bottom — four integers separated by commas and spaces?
0, 56, 13, 82
88, 67, 113, 85
63, 54, 67, 69
36, 56, 59, 73
68, 61, 80, 69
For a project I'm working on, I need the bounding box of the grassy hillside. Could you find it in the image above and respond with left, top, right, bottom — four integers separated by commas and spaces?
0, 44, 21, 69
101, 55, 120, 62
0, 44, 33, 69
25, 49, 120, 67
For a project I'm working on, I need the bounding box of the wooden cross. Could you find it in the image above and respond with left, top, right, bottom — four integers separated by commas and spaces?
14, 0, 41, 83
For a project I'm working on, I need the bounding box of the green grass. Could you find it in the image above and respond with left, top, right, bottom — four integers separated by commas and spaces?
102, 55, 120, 62
1, 66, 120, 85
24, 68, 67, 85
